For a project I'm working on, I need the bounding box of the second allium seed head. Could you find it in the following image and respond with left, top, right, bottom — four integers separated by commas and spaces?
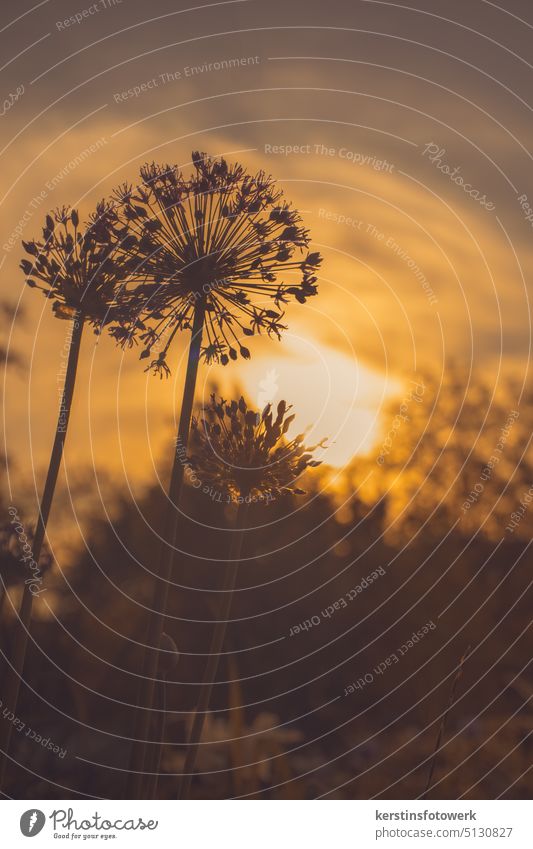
189, 394, 325, 502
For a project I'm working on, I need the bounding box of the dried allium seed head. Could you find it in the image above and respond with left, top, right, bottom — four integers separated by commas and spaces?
189, 394, 325, 501
112, 152, 322, 375
20, 204, 139, 339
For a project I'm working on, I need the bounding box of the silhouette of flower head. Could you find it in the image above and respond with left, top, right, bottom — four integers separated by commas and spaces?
111, 152, 322, 373
20, 204, 137, 337
188, 394, 325, 501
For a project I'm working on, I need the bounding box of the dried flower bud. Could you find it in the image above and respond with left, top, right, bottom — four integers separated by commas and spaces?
189, 394, 325, 502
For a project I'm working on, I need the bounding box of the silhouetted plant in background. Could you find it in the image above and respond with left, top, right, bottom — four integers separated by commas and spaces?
3, 370, 530, 800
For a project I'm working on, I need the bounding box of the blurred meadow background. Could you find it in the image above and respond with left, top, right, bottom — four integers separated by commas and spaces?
0, 0, 532, 799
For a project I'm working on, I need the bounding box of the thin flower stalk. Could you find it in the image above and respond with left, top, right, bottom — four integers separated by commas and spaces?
0, 317, 82, 791
119, 152, 321, 798
127, 302, 205, 799
0, 206, 135, 791
144, 633, 180, 800
177, 499, 249, 801
177, 395, 324, 799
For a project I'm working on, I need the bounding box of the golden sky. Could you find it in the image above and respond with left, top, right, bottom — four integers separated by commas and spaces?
2, 0, 532, 492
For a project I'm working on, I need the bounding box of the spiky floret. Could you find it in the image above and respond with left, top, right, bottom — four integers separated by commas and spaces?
111, 152, 322, 375
188, 394, 325, 501
20, 204, 138, 338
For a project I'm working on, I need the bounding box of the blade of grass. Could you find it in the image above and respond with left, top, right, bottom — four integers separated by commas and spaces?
146, 633, 179, 799
422, 645, 471, 798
